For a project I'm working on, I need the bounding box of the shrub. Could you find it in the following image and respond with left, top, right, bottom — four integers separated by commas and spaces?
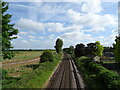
88, 62, 106, 74
96, 70, 120, 88
81, 57, 93, 68
40, 50, 54, 63
76, 56, 120, 89
0, 68, 8, 79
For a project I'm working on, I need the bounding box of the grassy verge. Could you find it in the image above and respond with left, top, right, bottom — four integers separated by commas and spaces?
2, 53, 62, 88
74, 56, 120, 90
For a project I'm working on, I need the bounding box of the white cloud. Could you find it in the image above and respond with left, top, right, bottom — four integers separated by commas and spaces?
28, 35, 36, 39
47, 34, 55, 39
81, 0, 103, 13
84, 27, 105, 33
47, 23, 65, 32
15, 18, 84, 33
38, 36, 44, 39
21, 40, 28, 43
29, 39, 39, 42
15, 18, 45, 32
19, 31, 28, 35
67, 9, 117, 32
60, 30, 93, 47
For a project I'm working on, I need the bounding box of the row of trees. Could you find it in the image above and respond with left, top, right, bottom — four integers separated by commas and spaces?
74, 41, 104, 57
63, 46, 74, 54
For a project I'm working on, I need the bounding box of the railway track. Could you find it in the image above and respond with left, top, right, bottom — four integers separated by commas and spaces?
46, 54, 86, 89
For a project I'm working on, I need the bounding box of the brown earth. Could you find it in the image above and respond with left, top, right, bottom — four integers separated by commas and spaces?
1, 57, 40, 69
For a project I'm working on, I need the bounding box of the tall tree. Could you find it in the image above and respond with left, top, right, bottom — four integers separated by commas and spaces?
95, 41, 104, 56
2, 1, 18, 59
75, 43, 85, 57
54, 38, 63, 54
113, 36, 120, 63
86, 42, 96, 55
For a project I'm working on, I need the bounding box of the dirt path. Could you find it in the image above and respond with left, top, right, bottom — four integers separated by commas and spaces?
45, 54, 86, 89
2, 58, 40, 68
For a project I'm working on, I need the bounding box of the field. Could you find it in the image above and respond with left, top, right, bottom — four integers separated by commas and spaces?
1, 51, 43, 78
2, 51, 43, 63
2, 52, 62, 88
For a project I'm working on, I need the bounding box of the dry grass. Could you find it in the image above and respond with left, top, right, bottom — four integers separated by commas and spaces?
3, 51, 43, 63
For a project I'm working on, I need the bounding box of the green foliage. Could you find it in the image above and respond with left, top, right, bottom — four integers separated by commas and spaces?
54, 38, 63, 54
75, 57, 120, 89
96, 70, 120, 88
40, 50, 54, 63
95, 41, 104, 56
75, 43, 85, 57
1, 1, 18, 59
3, 51, 15, 59
63, 46, 74, 54
0, 68, 8, 79
86, 42, 96, 55
113, 36, 120, 63
69, 46, 74, 54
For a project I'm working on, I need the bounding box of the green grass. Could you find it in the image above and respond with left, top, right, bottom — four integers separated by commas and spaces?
3, 51, 43, 62
102, 61, 115, 64
2, 53, 62, 88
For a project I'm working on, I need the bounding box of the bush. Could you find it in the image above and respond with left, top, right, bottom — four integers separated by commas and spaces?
96, 70, 120, 88
40, 50, 54, 63
0, 68, 8, 79
75, 56, 120, 89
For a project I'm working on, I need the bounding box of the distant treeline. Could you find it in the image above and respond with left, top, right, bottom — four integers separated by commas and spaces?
7, 49, 55, 51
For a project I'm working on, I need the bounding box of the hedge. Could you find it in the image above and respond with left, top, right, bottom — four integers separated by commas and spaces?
75, 57, 120, 89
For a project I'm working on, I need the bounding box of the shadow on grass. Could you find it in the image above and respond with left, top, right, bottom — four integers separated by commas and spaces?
2, 77, 21, 85
24, 64, 39, 70
101, 63, 120, 75
101, 63, 120, 70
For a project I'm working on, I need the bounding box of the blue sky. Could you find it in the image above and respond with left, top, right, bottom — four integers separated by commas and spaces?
5, 0, 118, 49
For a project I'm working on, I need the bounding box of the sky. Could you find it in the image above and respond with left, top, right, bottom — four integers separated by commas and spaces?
5, 0, 119, 49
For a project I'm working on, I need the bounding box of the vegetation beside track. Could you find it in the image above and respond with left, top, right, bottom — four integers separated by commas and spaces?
2, 52, 62, 88
73, 56, 120, 89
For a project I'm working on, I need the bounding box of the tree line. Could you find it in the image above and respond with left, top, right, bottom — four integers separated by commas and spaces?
63, 41, 104, 57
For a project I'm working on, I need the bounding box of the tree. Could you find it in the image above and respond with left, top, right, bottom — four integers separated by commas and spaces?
63, 46, 74, 54
113, 36, 120, 63
86, 42, 96, 55
75, 43, 85, 57
40, 50, 54, 63
95, 41, 104, 56
54, 38, 63, 53
1, 1, 18, 59
69, 46, 74, 54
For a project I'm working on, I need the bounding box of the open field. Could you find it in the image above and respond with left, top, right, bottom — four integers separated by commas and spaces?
2, 51, 43, 63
